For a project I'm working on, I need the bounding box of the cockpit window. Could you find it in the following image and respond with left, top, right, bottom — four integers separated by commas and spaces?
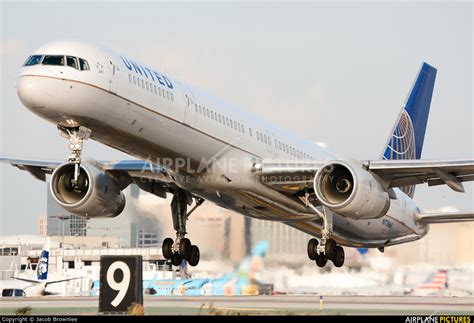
42, 55, 65, 66
79, 58, 90, 71
66, 56, 78, 69
23, 55, 43, 66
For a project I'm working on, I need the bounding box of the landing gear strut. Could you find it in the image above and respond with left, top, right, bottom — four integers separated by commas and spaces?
58, 125, 91, 191
304, 196, 345, 268
162, 188, 204, 267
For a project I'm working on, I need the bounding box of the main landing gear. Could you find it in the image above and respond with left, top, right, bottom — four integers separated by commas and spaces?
307, 238, 345, 268
304, 196, 345, 268
162, 188, 204, 267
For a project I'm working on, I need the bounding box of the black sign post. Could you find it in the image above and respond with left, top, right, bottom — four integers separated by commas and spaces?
99, 255, 143, 314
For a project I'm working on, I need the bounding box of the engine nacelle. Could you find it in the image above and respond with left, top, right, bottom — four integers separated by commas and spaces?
50, 161, 126, 218
314, 160, 390, 219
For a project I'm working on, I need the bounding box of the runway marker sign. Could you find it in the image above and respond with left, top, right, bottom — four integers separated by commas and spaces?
99, 255, 143, 314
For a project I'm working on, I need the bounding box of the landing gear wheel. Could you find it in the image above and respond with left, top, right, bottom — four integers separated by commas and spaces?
333, 246, 345, 268
188, 245, 200, 267
162, 238, 174, 260
325, 239, 337, 261
179, 238, 192, 260
315, 254, 327, 267
307, 239, 318, 260
171, 253, 182, 266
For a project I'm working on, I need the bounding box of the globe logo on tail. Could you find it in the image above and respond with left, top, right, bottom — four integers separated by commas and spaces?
384, 109, 416, 197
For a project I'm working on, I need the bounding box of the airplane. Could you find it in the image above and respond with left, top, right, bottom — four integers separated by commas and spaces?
89, 240, 270, 296
410, 269, 448, 296
0, 237, 79, 297
1, 40, 473, 269
200, 240, 270, 296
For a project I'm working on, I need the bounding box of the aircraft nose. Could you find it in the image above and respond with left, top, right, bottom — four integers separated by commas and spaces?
17, 75, 57, 110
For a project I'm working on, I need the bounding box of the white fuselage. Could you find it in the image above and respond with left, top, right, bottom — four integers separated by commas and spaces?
16, 41, 428, 248
0, 280, 46, 297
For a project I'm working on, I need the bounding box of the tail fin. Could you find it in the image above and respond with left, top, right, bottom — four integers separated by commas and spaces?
36, 237, 50, 281
381, 62, 437, 197
235, 240, 268, 279
416, 269, 448, 290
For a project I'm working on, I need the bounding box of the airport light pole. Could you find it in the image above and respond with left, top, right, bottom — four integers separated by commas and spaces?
51, 214, 71, 247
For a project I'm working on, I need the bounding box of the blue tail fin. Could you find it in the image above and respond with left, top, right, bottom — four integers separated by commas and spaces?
36, 237, 50, 281
381, 62, 437, 197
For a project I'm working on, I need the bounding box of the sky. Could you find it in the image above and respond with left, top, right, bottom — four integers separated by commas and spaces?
0, 1, 472, 235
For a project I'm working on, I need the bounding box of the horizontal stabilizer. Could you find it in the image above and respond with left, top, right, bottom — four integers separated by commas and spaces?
415, 211, 474, 224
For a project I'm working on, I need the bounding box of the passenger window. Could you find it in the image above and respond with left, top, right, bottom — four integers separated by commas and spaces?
128, 74, 132, 83
195, 104, 198, 112
170, 93, 174, 101
2, 289, 13, 297
42, 55, 65, 66
141, 80, 144, 88
154, 85, 157, 94
23, 55, 43, 66
66, 56, 78, 69
78, 58, 90, 71
133, 76, 136, 85
146, 82, 149, 91
249, 128, 252, 136
166, 91, 170, 100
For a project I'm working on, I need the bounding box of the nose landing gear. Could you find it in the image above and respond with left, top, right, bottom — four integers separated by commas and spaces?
58, 125, 91, 191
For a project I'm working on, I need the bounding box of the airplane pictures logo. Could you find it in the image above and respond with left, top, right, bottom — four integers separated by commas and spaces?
405, 316, 471, 323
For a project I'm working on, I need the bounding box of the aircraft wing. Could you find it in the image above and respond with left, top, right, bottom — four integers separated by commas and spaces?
251, 159, 326, 193
12, 277, 42, 284
364, 159, 474, 193
251, 159, 474, 193
414, 211, 474, 224
0, 157, 63, 181
44, 276, 84, 287
0, 157, 177, 197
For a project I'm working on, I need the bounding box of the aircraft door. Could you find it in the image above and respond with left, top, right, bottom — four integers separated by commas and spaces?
271, 132, 279, 157
264, 130, 273, 154
107, 60, 119, 94
183, 86, 197, 126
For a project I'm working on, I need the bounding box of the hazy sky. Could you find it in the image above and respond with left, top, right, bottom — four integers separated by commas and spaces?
0, 1, 472, 235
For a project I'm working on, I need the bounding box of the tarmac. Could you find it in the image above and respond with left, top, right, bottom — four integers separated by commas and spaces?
1, 295, 473, 315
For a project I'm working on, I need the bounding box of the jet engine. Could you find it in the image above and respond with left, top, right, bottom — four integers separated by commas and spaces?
314, 160, 390, 219
50, 161, 125, 218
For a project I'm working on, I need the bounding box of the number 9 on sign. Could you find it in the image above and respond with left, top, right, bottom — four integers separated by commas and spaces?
106, 261, 131, 307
